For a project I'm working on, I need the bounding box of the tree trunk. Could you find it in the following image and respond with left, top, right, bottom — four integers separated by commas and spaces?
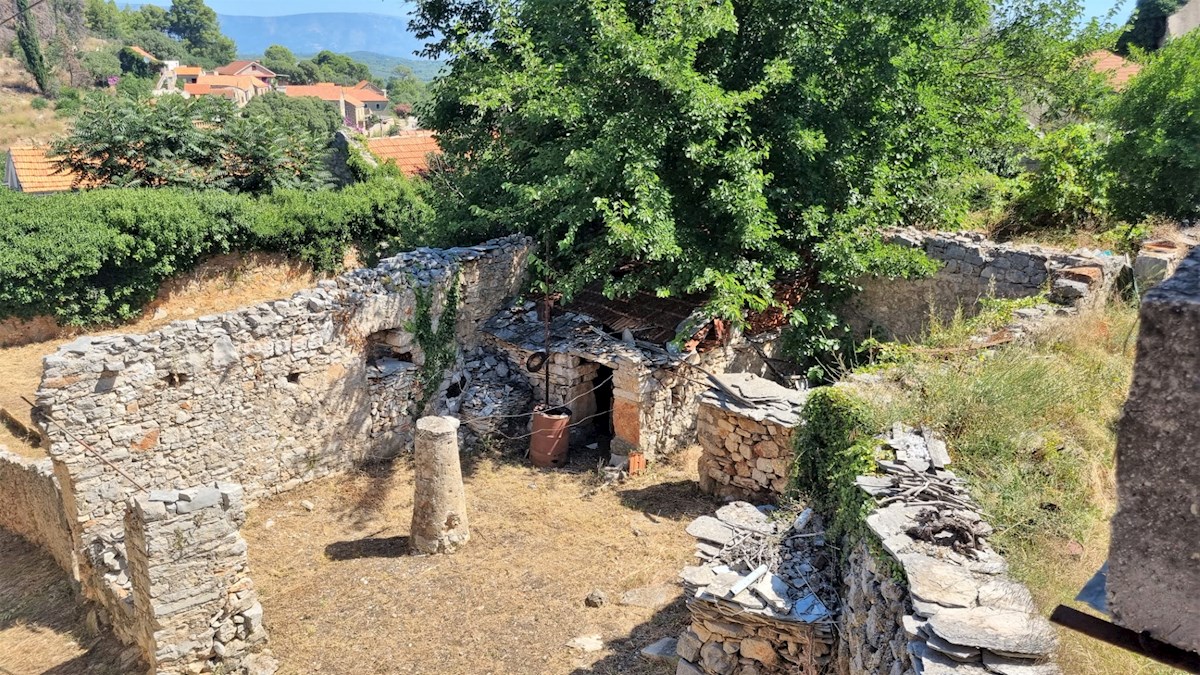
410, 416, 470, 554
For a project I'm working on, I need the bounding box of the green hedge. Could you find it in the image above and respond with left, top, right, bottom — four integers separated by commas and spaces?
0, 178, 431, 326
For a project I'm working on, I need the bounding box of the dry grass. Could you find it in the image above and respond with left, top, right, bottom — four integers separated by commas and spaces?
0, 530, 126, 675
865, 303, 1174, 674
0, 253, 320, 458
243, 449, 715, 675
0, 57, 67, 151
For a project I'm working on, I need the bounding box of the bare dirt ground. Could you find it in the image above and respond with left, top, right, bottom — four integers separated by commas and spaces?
0, 531, 126, 675
244, 447, 712, 675
0, 253, 319, 457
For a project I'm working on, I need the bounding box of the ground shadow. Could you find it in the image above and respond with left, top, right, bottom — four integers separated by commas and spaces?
617, 479, 721, 522
0, 530, 130, 674
324, 534, 411, 561
567, 595, 690, 675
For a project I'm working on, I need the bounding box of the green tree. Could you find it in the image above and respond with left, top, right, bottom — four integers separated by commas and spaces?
1119, 0, 1188, 52
84, 0, 122, 38
1107, 31, 1200, 221
54, 94, 331, 194
244, 92, 343, 140
302, 50, 374, 85
166, 0, 236, 66
417, 0, 1107, 347
262, 44, 301, 80
386, 65, 429, 106
124, 30, 190, 63
14, 0, 54, 96
121, 4, 170, 33
81, 49, 122, 86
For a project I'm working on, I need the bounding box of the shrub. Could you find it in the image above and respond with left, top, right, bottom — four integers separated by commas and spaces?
1107, 31, 1200, 221
0, 178, 430, 326
1012, 123, 1113, 230
30, 97, 48, 110
792, 387, 879, 545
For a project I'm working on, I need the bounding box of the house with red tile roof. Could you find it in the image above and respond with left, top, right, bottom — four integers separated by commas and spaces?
1086, 50, 1143, 89
283, 82, 391, 128
175, 66, 204, 85
184, 75, 270, 107
216, 60, 277, 87
366, 131, 442, 177
5, 145, 92, 194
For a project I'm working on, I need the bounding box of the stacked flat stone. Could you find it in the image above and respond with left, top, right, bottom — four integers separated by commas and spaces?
676, 503, 837, 675
125, 483, 277, 675
458, 346, 535, 444
849, 425, 1060, 675
696, 374, 808, 500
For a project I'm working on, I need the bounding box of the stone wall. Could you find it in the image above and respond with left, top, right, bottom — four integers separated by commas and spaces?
125, 483, 276, 675
844, 228, 1127, 341
844, 425, 1060, 675
31, 236, 530, 640
0, 446, 77, 579
695, 375, 807, 500
1109, 246, 1200, 653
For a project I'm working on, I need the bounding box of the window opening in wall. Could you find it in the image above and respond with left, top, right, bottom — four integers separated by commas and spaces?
287, 372, 302, 384
163, 373, 190, 387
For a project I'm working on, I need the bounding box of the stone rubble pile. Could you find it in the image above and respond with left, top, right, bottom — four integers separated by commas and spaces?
696, 374, 808, 500
855, 424, 1060, 675
675, 502, 837, 675
458, 346, 535, 444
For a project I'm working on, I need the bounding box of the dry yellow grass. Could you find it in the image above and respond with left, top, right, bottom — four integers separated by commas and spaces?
0, 530, 127, 674
0, 253, 320, 458
0, 57, 68, 151
243, 450, 713, 675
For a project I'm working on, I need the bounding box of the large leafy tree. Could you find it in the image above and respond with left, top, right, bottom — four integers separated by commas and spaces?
1107, 30, 1200, 221
54, 94, 331, 194
416, 0, 1103, 337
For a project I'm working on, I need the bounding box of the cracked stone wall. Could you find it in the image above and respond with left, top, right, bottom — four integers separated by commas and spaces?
125, 483, 276, 675
844, 228, 1127, 341
31, 236, 531, 644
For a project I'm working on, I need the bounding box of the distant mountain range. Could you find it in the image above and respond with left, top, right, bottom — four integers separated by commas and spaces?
218, 12, 427, 61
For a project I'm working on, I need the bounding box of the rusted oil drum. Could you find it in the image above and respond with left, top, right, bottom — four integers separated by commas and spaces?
530, 406, 571, 468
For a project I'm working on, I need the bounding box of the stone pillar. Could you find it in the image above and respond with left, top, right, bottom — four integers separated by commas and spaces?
1110, 248, 1200, 653
410, 416, 470, 554
124, 483, 277, 675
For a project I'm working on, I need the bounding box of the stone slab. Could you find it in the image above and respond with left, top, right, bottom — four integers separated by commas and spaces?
925, 607, 1057, 658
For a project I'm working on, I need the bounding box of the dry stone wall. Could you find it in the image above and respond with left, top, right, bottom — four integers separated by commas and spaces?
696, 374, 807, 500
125, 483, 276, 675
844, 228, 1127, 341
31, 236, 530, 639
844, 425, 1061, 675
0, 447, 77, 579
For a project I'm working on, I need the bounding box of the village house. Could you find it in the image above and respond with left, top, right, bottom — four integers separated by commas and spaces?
4, 145, 88, 194
365, 131, 442, 177
183, 74, 270, 107
215, 60, 278, 88
174, 65, 204, 86
283, 81, 392, 128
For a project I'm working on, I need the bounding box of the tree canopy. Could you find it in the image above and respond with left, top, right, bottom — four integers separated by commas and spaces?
55, 94, 331, 194
84, 0, 237, 69
417, 0, 1109, 342
1107, 30, 1200, 221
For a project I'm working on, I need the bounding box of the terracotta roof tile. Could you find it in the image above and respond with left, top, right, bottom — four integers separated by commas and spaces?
1086, 50, 1143, 88
366, 131, 442, 177
126, 46, 158, 62
196, 75, 269, 90
7, 145, 91, 194
216, 60, 276, 77
284, 83, 346, 103
176, 66, 204, 76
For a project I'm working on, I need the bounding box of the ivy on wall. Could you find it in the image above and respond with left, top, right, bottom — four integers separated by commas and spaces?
408, 271, 461, 413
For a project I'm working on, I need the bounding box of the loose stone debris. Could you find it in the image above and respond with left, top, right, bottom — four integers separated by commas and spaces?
675, 502, 838, 674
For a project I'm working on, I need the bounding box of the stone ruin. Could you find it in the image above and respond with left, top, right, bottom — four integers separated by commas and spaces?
0, 226, 1166, 673
672, 376, 1061, 675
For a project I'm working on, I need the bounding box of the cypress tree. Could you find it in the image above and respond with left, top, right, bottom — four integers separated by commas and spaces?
14, 0, 53, 96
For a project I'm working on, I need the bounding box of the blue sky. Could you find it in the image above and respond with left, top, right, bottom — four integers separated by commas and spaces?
158, 0, 1132, 20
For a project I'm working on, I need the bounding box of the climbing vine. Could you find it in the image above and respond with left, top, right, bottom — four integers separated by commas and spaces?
409, 271, 461, 412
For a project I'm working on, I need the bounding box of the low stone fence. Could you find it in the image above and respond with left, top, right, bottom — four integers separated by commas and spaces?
0, 446, 77, 579
125, 483, 276, 675
695, 374, 807, 500
844, 425, 1060, 675
675, 503, 838, 675
844, 228, 1128, 341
